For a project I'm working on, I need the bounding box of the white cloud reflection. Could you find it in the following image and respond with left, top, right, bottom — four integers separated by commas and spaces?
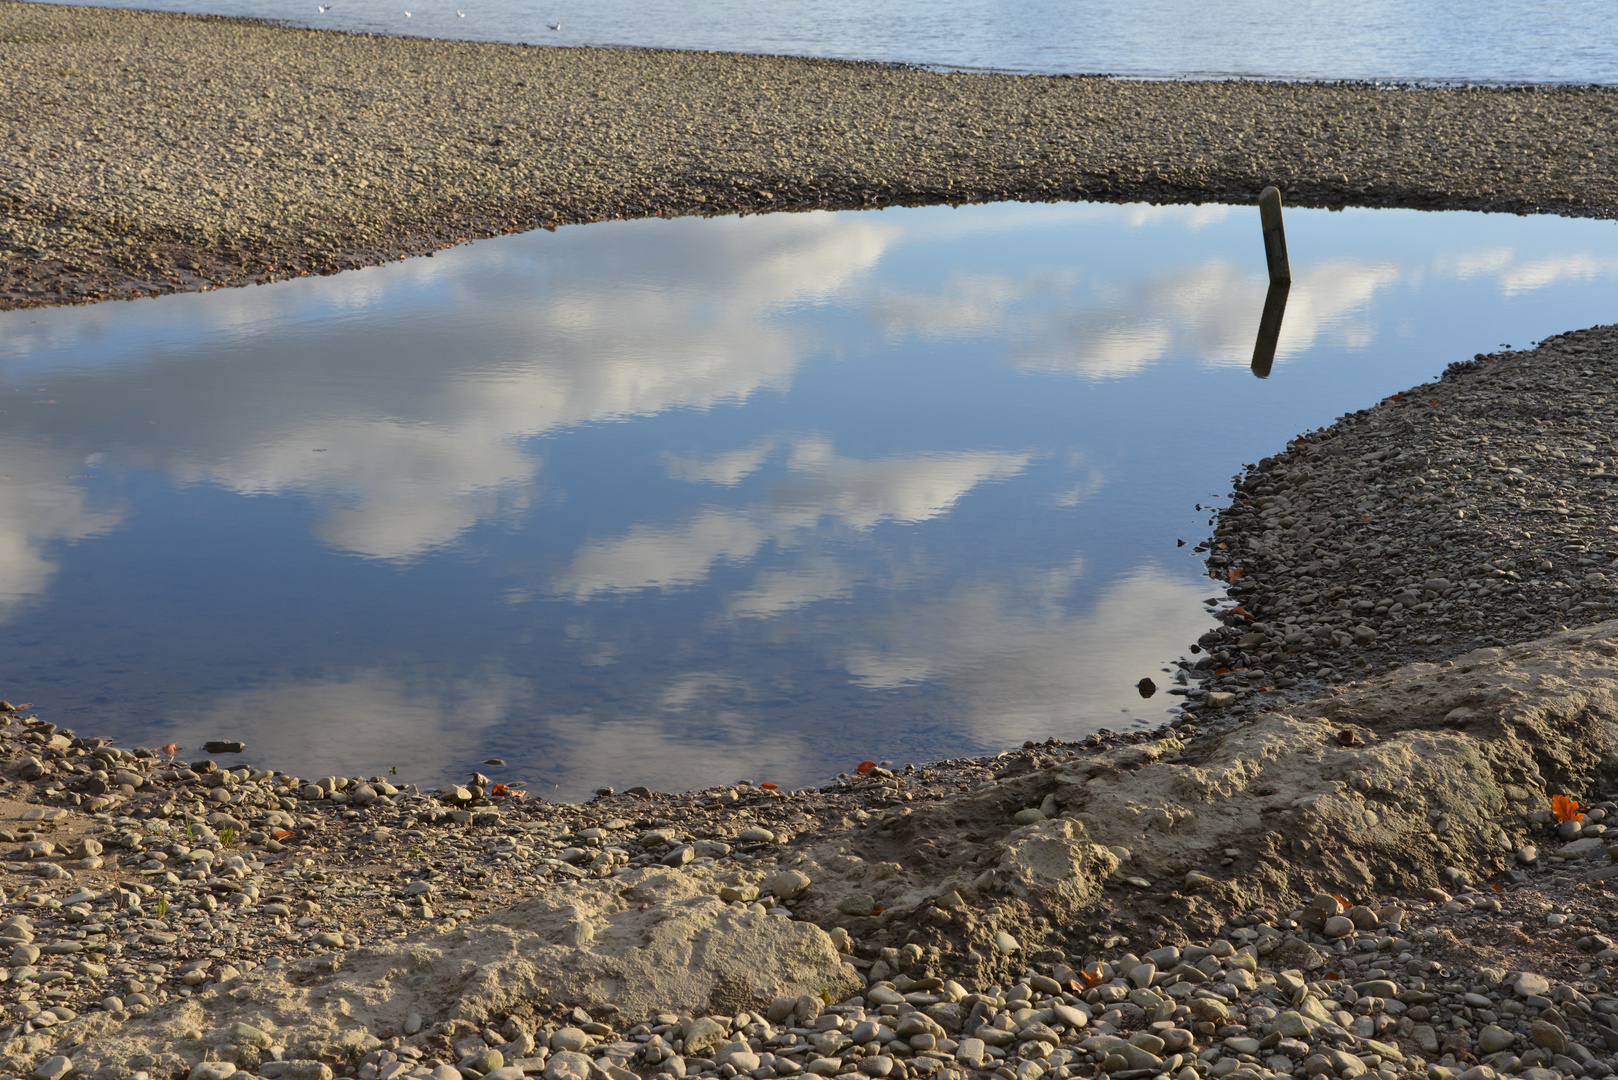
844, 565, 1213, 741
553, 440, 1031, 598
0, 447, 123, 622
159, 668, 524, 785
1433, 246, 1618, 297
870, 256, 1400, 378
1, 213, 900, 563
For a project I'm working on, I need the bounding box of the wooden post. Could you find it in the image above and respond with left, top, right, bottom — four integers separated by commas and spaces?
1250, 281, 1291, 379
1259, 186, 1291, 286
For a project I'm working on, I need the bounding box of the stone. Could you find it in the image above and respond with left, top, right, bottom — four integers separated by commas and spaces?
1296, 995, 1333, 1024
1053, 1003, 1090, 1030
1559, 837, 1605, 858
1013, 808, 1046, 825
230, 1022, 273, 1048
1478, 1026, 1516, 1053
867, 985, 905, 1006
1116, 1044, 1163, 1071
736, 827, 775, 843
1414, 1026, 1440, 1053
682, 1018, 729, 1057
189, 1065, 236, 1080
275, 1063, 333, 1080
1269, 938, 1327, 971
33, 1057, 74, 1080
1531, 1020, 1569, 1055
1322, 915, 1354, 938
1514, 973, 1552, 998
994, 930, 1020, 955
717, 1045, 761, 1072
769, 869, 812, 899
544, 1053, 592, 1080
857, 1058, 894, 1078
956, 1039, 986, 1068
552, 1028, 592, 1053
836, 893, 876, 916
1184, 870, 1216, 890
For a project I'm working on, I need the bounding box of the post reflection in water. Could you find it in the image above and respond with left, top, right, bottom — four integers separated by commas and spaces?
1250, 282, 1292, 379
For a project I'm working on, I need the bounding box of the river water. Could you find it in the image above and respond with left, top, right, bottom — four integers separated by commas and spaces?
4, 202, 1618, 795
30, 0, 1618, 83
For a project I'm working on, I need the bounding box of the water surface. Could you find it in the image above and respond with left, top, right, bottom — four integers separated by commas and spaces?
4, 202, 1618, 796
34, 0, 1618, 83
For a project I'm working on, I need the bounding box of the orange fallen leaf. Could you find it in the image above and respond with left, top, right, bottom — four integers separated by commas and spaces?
855, 761, 876, 775
1491, 883, 1504, 893
490, 783, 510, 796
1553, 794, 1585, 823
760, 782, 778, 790
871, 904, 885, 915
1079, 965, 1106, 989
1333, 893, 1351, 907
1322, 972, 1340, 981
1227, 568, 1245, 583
273, 829, 294, 840
1214, 667, 1232, 675
160, 742, 181, 760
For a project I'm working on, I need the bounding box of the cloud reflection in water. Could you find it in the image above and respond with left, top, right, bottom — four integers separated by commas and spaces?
4, 204, 1618, 794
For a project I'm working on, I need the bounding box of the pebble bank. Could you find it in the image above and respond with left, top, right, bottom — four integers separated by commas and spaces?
4, 2, 1618, 307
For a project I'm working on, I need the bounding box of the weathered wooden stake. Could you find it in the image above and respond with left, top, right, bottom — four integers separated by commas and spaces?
1250, 281, 1291, 379
1259, 186, 1291, 286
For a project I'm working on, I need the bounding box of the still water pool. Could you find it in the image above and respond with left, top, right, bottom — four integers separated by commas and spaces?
3, 201, 1618, 796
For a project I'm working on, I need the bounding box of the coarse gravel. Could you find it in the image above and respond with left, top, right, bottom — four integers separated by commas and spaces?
3, 1, 1618, 307
1181, 324, 1618, 721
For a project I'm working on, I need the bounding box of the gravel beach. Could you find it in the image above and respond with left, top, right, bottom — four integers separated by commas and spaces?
3, 2, 1618, 307
1184, 324, 1618, 720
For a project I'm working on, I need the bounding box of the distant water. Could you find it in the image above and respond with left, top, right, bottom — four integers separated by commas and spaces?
34, 0, 1618, 84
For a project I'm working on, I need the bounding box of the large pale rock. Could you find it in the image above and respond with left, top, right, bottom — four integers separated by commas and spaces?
47, 867, 857, 1080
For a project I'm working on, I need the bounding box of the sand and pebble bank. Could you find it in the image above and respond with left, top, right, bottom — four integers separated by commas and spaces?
1183, 324, 1618, 718
4, 1, 1618, 308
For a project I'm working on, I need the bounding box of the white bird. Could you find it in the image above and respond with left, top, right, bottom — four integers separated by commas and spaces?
546, 21, 560, 29
457, 8, 464, 13
403, 9, 411, 14
317, 4, 330, 10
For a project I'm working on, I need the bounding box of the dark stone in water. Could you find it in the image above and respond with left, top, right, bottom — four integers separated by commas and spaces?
204, 740, 246, 754
1137, 677, 1158, 698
